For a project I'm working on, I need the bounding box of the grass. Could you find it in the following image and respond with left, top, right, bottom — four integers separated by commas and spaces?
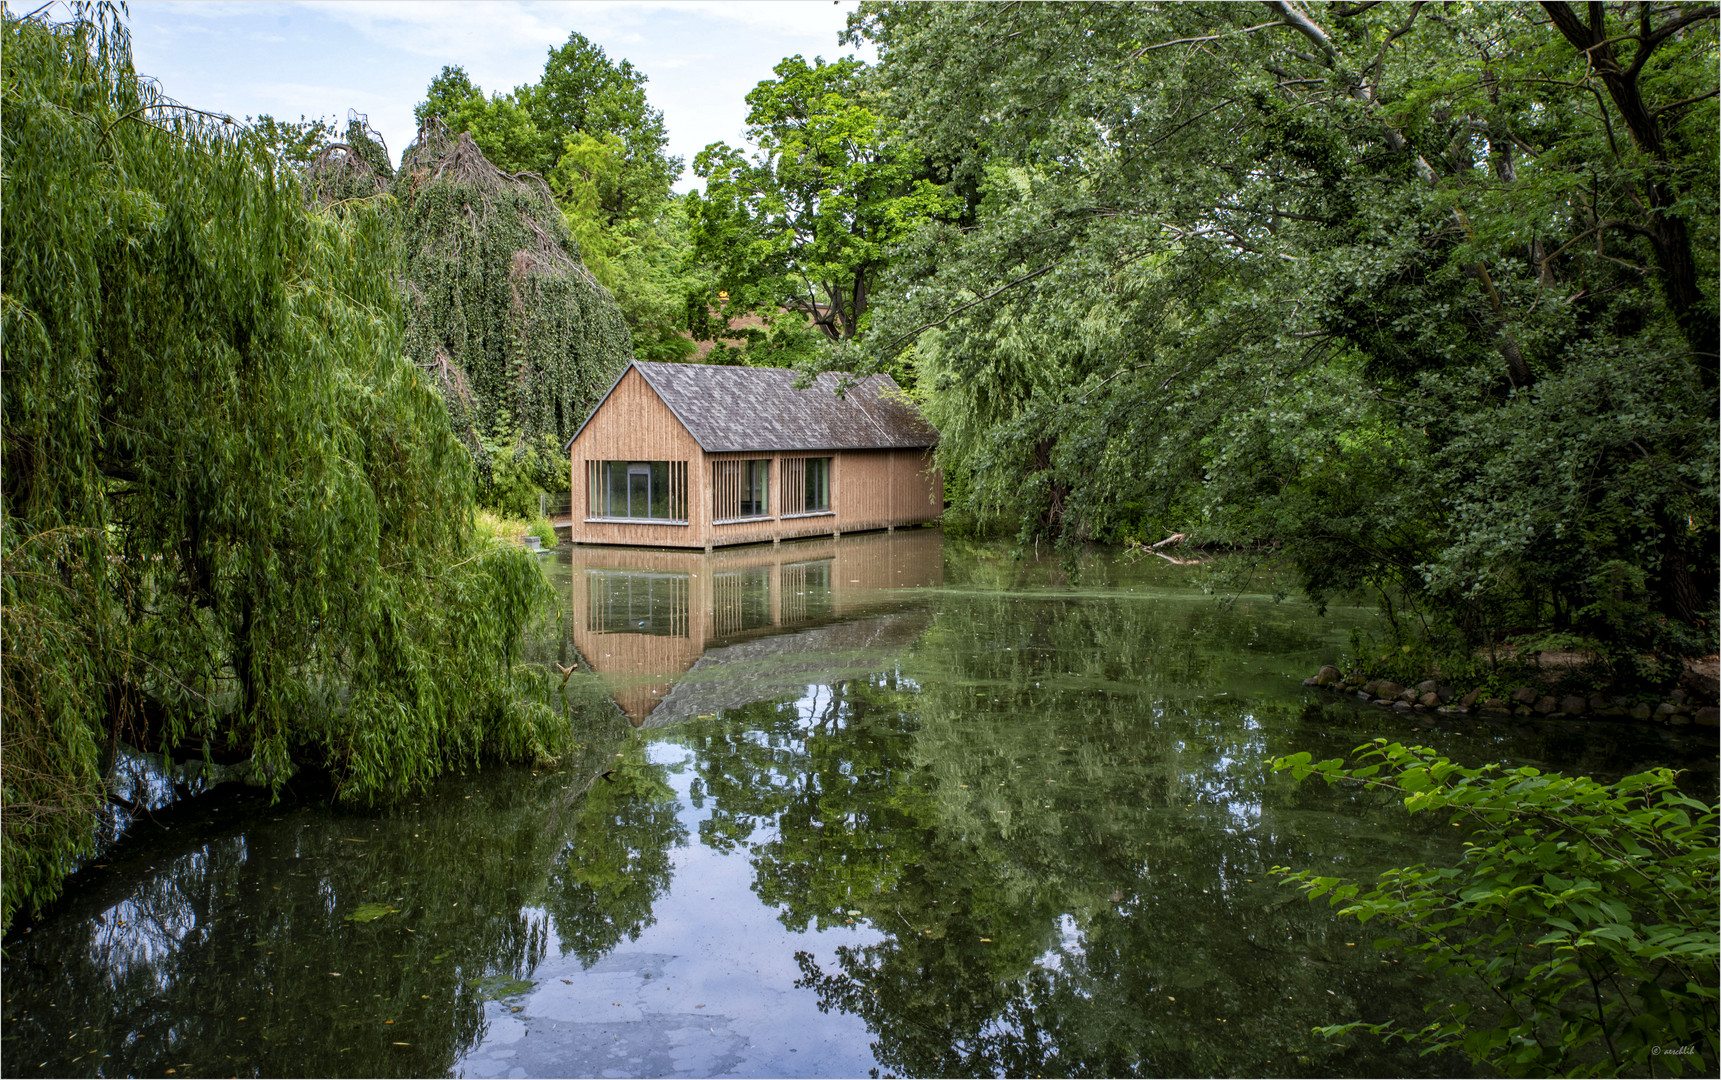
473, 508, 558, 549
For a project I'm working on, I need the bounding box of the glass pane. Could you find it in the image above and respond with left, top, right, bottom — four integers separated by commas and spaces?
606, 461, 628, 518
749, 460, 768, 516
807, 458, 830, 511
628, 465, 650, 519
650, 462, 670, 519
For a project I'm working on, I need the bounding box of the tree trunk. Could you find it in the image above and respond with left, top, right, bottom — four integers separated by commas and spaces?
1541, 2, 1719, 361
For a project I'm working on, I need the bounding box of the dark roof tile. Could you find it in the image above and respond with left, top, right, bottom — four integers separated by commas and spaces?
629, 361, 938, 453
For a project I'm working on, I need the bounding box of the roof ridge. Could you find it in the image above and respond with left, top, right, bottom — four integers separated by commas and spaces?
572, 360, 936, 454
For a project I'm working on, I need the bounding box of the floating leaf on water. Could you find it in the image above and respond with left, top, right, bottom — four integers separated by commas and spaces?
466, 974, 535, 1000
345, 902, 398, 923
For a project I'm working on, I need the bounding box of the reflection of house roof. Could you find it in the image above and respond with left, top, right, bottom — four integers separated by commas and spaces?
569, 361, 940, 454
639, 611, 932, 729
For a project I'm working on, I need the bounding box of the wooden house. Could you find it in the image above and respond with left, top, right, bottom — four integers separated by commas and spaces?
565, 361, 942, 549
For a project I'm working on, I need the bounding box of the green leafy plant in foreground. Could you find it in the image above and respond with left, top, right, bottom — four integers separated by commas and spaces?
1272, 742, 1718, 1077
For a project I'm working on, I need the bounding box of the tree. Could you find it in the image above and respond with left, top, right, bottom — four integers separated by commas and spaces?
414, 64, 547, 176
414, 43, 695, 368
688, 55, 954, 352
844, 1, 1717, 669
1, 6, 570, 930
393, 120, 634, 495
552, 133, 701, 364
527, 32, 678, 221
246, 113, 335, 168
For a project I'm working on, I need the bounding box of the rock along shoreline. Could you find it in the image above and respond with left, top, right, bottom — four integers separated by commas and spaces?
1301, 665, 1720, 730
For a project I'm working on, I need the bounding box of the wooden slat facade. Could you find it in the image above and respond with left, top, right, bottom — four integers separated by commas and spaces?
567, 363, 942, 549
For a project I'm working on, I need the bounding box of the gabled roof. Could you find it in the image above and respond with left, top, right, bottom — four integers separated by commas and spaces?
568, 361, 939, 454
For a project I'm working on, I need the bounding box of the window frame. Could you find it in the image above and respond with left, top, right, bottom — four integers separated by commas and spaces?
781, 455, 835, 518
712, 458, 774, 524
586, 459, 688, 523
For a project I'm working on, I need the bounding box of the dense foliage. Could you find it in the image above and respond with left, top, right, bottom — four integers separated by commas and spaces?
688, 55, 953, 360
1, 8, 570, 929
393, 120, 633, 493
837, 1, 1717, 670
415, 37, 699, 365
1275, 741, 1718, 1075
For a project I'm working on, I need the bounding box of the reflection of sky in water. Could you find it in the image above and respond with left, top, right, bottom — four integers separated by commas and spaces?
5, 537, 1713, 1078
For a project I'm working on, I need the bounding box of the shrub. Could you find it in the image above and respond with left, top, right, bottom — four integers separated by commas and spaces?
1272, 741, 1718, 1077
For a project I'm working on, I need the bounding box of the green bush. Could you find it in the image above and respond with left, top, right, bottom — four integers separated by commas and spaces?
526, 516, 558, 549
1272, 741, 1718, 1076
478, 444, 544, 519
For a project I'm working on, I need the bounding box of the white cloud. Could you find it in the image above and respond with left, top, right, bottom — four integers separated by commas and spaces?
118, 0, 873, 190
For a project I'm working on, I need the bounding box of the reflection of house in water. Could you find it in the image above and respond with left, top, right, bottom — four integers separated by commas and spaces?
570, 529, 943, 724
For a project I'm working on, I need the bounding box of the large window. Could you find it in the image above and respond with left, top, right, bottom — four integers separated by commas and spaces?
587, 460, 687, 521
781, 456, 832, 515
712, 459, 771, 522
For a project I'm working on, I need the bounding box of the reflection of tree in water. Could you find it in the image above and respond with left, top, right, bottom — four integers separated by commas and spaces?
680, 593, 1474, 1078
543, 738, 687, 966
3, 730, 688, 1078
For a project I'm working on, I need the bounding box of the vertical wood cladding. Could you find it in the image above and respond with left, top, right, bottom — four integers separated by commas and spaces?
567, 367, 704, 547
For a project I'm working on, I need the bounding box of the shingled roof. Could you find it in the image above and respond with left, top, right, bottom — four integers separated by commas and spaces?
571, 361, 939, 453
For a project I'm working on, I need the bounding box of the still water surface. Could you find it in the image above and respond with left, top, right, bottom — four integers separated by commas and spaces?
4, 531, 1711, 1078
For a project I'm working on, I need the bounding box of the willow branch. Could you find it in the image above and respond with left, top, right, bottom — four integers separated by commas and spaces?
878, 264, 1055, 356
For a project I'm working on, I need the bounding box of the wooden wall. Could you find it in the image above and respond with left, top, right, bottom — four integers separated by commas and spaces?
831, 448, 943, 535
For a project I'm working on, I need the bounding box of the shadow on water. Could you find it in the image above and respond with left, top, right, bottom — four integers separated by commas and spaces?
4, 530, 1713, 1078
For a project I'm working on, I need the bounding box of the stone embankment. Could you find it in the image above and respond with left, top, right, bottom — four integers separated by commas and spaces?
1301, 665, 1720, 729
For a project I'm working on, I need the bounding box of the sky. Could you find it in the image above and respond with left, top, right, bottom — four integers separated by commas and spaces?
113, 0, 874, 191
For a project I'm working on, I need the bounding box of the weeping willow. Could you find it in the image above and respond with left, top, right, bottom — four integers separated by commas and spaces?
1, 6, 570, 930
395, 120, 634, 489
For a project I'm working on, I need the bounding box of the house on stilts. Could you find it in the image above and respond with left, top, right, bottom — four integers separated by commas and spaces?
565, 361, 942, 549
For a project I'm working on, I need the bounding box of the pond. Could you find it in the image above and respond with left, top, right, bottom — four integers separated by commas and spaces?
4, 531, 1712, 1078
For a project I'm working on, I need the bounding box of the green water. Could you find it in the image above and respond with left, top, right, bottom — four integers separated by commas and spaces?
3, 533, 1710, 1078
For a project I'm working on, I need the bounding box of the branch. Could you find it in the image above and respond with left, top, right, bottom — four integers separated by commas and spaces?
1261, 0, 1339, 66
878, 264, 1056, 356
1654, 86, 1719, 116
1537, 218, 1651, 267
1367, 2, 1425, 98
1131, 20, 1287, 58
1077, 362, 1154, 404
1636, 6, 1719, 63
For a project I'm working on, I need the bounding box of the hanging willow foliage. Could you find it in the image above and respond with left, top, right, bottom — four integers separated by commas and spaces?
392, 120, 633, 488
1, 7, 570, 931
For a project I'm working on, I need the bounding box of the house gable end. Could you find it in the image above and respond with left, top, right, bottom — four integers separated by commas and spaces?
564, 363, 698, 454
